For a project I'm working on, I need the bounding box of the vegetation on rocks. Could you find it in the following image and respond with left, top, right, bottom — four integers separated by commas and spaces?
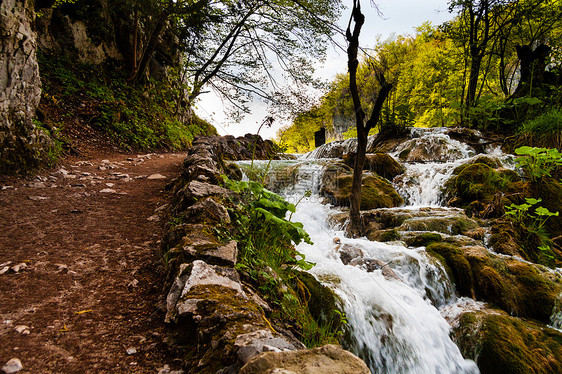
219, 177, 344, 348
38, 54, 216, 153
322, 173, 403, 210
342, 152, 405, 180
425, 242, 561, 323
454, 311, 562, 374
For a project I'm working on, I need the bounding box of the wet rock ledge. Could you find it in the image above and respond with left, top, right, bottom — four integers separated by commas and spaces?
159, 135, 369, 374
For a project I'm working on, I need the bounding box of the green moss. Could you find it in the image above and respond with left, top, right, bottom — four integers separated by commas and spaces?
38, 53, 216, 152
292, 271, 342, 330
400, 216, 479, 235
474, 266, 507, 308
325, 174, 404, 210
426, 243, 473, 296
489, 219, 560, 267
405, 232, 442, 247
343, 153, 405, 180
367, 228, 401, 242
453, 156, 502, 175
507, 262, 559, 323
180, 285, 268, 373
455, 163, 511, 201
455, 312, 562, 374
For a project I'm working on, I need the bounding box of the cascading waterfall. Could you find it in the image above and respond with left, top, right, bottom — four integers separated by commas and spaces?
284, 176, 479, 373
237, 128, 529, 373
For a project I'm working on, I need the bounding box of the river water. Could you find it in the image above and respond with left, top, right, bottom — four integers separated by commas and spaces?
238, 129, 523, 373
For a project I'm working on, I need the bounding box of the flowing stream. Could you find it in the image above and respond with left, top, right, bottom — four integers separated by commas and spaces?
238, 129, 521, 373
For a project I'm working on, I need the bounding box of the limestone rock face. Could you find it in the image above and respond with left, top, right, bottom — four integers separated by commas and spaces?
239, 344, 371, 374
0, 0, 52, 173
36, 0, 124, 65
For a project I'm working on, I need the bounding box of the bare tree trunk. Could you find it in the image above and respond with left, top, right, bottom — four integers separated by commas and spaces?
346, 0, 392, 237
131, 8, 138, 77
133, 11, 168, 84
348, 126, 367, 236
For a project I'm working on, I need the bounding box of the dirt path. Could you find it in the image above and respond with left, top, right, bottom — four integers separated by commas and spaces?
0, 153, 186, 373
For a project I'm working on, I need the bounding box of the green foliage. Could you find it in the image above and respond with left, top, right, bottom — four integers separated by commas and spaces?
514, 146, 562, 181
219, 176, 343, 347
32, 119, 63, 167
517, 108, 562, 149
505, 198, 559, 231
38, 54, 216, 151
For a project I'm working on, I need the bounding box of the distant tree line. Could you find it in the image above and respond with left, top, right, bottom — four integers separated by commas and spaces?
278, 0, 562, 153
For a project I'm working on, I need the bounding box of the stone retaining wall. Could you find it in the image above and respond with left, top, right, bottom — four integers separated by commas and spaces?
160, 135, 369, 374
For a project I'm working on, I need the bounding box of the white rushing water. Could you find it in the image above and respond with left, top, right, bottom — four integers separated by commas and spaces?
273, 133, 481, 373
243, 129, 529, 373
286, 195, 478, 373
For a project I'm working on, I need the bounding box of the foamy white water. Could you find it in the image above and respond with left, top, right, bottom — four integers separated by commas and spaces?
289, 198, 479, 373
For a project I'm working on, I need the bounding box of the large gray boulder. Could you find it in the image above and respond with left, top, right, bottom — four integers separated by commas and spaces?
0, 0, 52, 173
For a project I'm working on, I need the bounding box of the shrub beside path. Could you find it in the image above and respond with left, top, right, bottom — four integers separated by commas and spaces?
0, 152, 186, 373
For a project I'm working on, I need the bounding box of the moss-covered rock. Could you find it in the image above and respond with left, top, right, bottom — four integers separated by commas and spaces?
426, 243, 473, 296
398, 215, 479, 235
528, 178, 562, 238
293, 272, 342, 330
427, 241, 561, 322
321, 174, 404, 210
455, 163, 512, 202
320, 162, 353, 195
444, 162, 520, 218
452, 156, 502, 175
405, 232, 443, 247
489, 218, 562, 267
343, 152, 405, 180
454, 310, 562, 374
366, 228, 401, 242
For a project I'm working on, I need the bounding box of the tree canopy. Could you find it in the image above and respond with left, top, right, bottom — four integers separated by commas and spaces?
278, 0, 562, 152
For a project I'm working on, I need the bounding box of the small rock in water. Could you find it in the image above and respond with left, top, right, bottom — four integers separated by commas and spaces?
105, 183, 115, 187
29, 181, 45, 188
99, 188, 117, 194
126, 347, 137, 355
0, 266, 10, 275
2, 358, 23, 373
147, 173, 166, 180
14, 325, 30, 335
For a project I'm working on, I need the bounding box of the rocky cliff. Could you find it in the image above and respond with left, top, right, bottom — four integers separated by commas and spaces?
0, 0, 53, 174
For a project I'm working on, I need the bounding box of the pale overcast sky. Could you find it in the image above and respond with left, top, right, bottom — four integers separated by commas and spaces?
195, 0, 454, 139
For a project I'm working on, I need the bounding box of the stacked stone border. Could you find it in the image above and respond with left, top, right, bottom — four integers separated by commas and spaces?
160, 135, 369, 374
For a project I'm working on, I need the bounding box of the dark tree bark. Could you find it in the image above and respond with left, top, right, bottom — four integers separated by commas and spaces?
346, 0, 392, 237
511, 44, 552, 98
132, 10, 168, 84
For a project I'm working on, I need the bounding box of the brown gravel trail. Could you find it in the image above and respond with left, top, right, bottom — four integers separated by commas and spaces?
0, 152, 186, 373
